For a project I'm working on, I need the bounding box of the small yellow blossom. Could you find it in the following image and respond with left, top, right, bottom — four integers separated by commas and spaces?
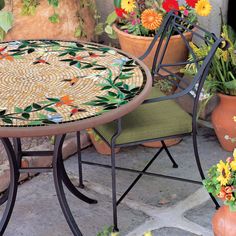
179, 6, 186, 11
144, 232, 153, 236
217, 160, 231, 186
111, 232, 119, 236
233, 116, 236, 122
230, 161, 236, 171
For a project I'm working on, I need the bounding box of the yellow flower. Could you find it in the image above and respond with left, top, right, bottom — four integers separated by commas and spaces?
111, 233, 119, 236
179, 6, 186, 11
144, 232, 153, 236
222, 51, 229, 62
233, 116, 236, 122
121, 0, 136, 13
195, 0, 212, 17
141, 9, 163, 30
234, 148, 236, 159
217, 160, 231, 186
230, 161, 236, 171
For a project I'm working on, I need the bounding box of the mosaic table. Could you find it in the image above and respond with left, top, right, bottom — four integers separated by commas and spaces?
0, 40, 152, 235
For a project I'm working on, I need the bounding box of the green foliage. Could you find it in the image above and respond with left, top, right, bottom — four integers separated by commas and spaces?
95, 22, 104, 35
0, 0, 5, 11
48, 0, 59, 24
75, 18, 87, 38
21, 0, 38, 16
48, 0, 59, 8
203, 165, 221, 196
97, 226, 119, 236
103, 11, 117, 39
155, 78, 175, 94
0, 11, 13, 40
182, 24, 236, 96
0, 27, 5, 41
84, 59, 140, 111
48, 12, 60, 23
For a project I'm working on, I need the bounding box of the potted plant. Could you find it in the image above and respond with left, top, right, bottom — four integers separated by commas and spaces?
182, 24, 236, 151
87, 129, 120, 155
209, 25, 236, 152
103, 0, 212, 70
203, 149, 236, 236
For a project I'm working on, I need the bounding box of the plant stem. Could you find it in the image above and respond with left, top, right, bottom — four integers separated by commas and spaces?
136, 0, 146, 12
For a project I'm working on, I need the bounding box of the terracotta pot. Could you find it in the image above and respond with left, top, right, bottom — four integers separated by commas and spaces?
212, 93, 236, 151
142, 138, 182, 148
113, 24, 193, 73
88, 132, 120, 155
212, 205, 236, 236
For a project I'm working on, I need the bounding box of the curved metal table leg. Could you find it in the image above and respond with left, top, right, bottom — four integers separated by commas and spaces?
60, 161, 97, 204
0, 138, 22, 206
0, 189, 9, 206
0, 138, 19, 235
53, 134, 97, 236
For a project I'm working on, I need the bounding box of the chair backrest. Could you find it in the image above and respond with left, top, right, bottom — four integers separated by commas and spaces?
140, 11, 225, 120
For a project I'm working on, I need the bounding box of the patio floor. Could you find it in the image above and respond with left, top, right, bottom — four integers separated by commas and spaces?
0, 127, 229, 236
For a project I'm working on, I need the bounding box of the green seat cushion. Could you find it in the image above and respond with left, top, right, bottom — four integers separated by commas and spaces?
95, 86, 192, 145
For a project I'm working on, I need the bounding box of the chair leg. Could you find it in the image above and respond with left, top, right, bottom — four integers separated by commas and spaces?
111, 144, 119, 232
161, 141, 178, 168
192, 131, 220, 209
76, 132, 84, 189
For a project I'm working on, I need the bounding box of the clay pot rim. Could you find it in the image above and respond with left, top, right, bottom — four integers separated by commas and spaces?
112, 24, 193, 41
217, 92, 236, 99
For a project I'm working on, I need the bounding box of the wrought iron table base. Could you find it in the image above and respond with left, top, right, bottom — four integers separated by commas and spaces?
0, 133, 97, 236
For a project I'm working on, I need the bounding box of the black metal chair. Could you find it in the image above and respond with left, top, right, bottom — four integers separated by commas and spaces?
77, 11, 225, 232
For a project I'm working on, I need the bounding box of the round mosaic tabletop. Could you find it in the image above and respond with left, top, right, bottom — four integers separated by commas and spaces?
0, 40, 152, 137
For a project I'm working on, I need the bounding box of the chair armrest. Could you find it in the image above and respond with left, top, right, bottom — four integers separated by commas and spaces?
142, 90, 190, 104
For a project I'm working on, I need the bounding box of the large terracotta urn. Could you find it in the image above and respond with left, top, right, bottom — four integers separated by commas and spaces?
212, 205, 236, 236
4, 0, 96, 41
212, 93, 236, 151
113, 24, 193, 72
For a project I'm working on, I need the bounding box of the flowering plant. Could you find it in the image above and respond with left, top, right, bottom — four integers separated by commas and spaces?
105, 0, 212, 38
203, 149, 236, 211
182, 24, 236, 98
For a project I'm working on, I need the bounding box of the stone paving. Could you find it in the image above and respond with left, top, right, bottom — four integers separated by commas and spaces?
0, 127, 230, 235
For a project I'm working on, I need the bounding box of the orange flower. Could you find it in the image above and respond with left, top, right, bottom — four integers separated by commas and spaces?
217, 187, 226, 199
56, 95, 74, 107
0, 53, 14, 61
70, 77, 79, 86
225, 186, 234, 194
141, 9, 163, 30
225, 193, 234, 201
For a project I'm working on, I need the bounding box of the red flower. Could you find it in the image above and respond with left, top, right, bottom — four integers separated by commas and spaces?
115, 7, 126, 17
162, 0, 179, 12
225, 186, 234, 194
70, 108, 86, 117
186, 0, 198, 8
89, 53, 99, 58
217, 187, 226, 200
